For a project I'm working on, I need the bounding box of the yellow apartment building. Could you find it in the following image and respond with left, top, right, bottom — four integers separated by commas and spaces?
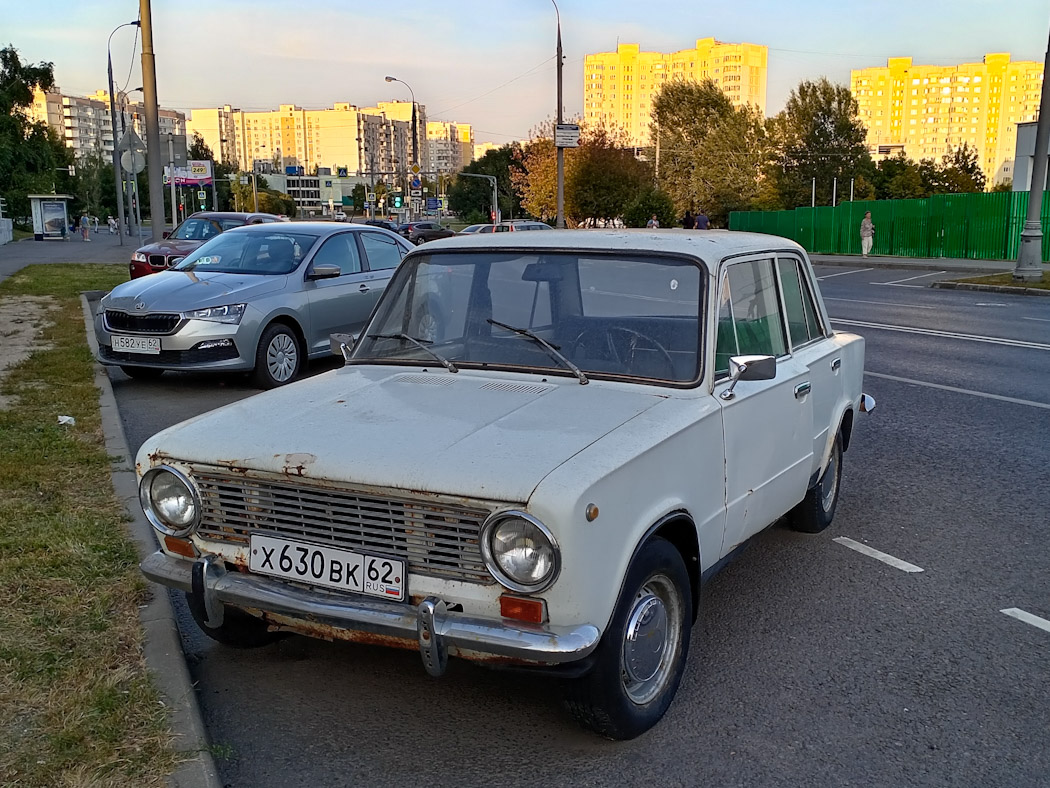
583, 38, 768, 146
851, 54, 1043, 185
426, 121, 475, 174
187, 100, 426, 178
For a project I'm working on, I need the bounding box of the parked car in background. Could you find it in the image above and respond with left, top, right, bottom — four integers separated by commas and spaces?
458, 223, 491, 234
333, 211, 347, 222
97, 222, 412, 387
135, 229, 873, 740
493, 221, 552, 232
129, 212, 281, 279
363, 219, 400, 233
398, 221, 457, 245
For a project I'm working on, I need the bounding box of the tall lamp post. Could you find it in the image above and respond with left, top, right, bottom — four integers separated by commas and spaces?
107, 19, 139, 247
385, 75, 417, 219
1015, 24, 1050, 282
551, 0, 565, 229
460, 172, 499, 225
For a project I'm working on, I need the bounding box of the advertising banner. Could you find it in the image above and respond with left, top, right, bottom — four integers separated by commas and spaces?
165, 159, 213, 187
41, 200, 68, 238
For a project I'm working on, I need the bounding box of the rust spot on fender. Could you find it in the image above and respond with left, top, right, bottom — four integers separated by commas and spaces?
281, 452, 317, 477
258, 612, 416, 650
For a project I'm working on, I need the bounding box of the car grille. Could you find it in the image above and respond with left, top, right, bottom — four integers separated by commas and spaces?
148, 254, 169, 268
105, 310, 181, 334
191, 469, 494, 584
100, 343, 239, 364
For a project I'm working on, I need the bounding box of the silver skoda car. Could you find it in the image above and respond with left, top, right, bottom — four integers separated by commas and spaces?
95, 222, 412, 387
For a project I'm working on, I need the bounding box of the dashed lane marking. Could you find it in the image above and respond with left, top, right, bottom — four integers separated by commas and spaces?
831, 318, 1050, 351
825, 297, 937, 310
864, 371, 1050, 411
816, 268, 873, 280
873, 271, 947, 286
833, 537, 924, 573
1001, 608, 1050, 634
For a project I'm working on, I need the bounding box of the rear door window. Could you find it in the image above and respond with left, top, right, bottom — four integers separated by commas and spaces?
360, 232, 406, 271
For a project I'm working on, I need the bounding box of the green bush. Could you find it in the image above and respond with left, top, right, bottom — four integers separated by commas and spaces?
623, 187, 677, 228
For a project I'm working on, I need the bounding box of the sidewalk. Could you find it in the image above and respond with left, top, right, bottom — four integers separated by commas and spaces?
810, 252, 1050, 275
0, 231, 133, 282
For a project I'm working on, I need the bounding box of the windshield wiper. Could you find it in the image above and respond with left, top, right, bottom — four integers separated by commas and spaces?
486, 319, 588, 385
367, 333, 458, 373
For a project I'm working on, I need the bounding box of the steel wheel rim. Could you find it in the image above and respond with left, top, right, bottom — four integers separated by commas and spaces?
266, 333, 298, 382
820, 445, 839, 512
621, 574, 682, 706
417, 311, 438, 342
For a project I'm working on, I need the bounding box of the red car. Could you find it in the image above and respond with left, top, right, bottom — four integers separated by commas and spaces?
129, 211, 281, 279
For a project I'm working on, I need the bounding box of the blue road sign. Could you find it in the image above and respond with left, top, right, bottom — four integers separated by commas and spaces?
426, 197, 440, 210
411, 177, 422, 189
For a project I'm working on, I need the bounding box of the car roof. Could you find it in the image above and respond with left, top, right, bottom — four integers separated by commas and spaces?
224, 221, 401, 238
408, 229, 807, 264
188, 211, 279, 220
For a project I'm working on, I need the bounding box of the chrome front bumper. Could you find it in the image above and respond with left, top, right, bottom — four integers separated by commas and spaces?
141, 551, 601, 675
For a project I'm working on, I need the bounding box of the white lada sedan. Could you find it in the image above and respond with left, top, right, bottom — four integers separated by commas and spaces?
137, 230, 873, 739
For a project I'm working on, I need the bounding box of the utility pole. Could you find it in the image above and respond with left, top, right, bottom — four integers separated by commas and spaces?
107, 20, 137, 246
139, 0, 165, 241
1015, 23, 1050, 282
832, 177, 837, 207
553, 0, 565, 229
167, 133, 176, 229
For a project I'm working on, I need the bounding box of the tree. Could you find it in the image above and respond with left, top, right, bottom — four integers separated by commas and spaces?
623, 187, 676, 228
989, 180, 1013, 193
767, 78, 871, 208
448, 144, 523, 222
0, 45, 64, 222
935, 143, 986, 194
651, 79, 768, 225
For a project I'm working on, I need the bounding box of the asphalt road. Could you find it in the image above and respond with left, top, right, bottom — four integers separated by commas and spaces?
101, 265, 1050, 788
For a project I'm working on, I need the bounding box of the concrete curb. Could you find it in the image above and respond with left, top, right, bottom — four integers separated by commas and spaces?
80, 292, 222, 788
929, 281, 1050, 296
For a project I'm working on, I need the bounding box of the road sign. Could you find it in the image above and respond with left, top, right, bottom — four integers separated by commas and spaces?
116, 127, 145, 153
410, 189, 422, 197
410, 164, 421, 175
426, 197, 440, 211
120, 150, 146, 174
197, 191, 207, 201
555, 123, 581, 148
411, 177, 421, 189
367, 192, 376, 202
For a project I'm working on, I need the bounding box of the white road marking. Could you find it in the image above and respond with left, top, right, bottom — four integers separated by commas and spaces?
974, 303, 1009, 307
833, 537, 924, 573
865, 371, 1050, 411
817, 267, 873, 280
832, 318, 1050, 351
1001, 608, 1050, 634
1023, 316, 1050, 323
825, 297, 937, 310
874, 271, 947, 285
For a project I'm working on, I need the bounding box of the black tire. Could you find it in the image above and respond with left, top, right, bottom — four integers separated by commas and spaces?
414, 236, 426, 245
120, 365, 164, 380
185, 591, 285, 649
253, 323, 302, 389
789, 432, 842, 534
562, 537, 692, 740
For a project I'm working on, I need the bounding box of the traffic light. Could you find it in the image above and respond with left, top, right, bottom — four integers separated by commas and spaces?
393, 194, 402, 209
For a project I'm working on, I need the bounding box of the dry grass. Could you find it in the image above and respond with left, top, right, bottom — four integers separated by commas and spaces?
0, 264, 178, 787
952, 271, 1050, 291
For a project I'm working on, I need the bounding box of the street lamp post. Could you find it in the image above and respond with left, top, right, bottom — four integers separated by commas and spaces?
551, 0, 565, 229
107, 19, 139, 247
385, 75, 417, 220
1015, 24, 1050, 282
460, 172, 499, 225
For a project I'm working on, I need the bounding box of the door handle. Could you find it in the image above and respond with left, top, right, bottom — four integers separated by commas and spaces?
831, 357, 841, 371
794, 382, 812, 399
358, 284, 370, 293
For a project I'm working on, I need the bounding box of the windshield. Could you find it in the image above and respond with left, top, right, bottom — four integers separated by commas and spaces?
353, 251, 704, 384
173, 231, 320, 275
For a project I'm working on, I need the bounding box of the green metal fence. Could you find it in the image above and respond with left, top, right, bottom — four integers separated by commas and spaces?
729, 191, 1050, 262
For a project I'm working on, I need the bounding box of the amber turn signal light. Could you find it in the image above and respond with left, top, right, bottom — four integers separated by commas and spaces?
163, 535, 198, 558
500, 594, 547, 624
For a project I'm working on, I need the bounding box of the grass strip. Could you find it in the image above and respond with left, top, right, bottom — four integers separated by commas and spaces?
0, 264, 177, 787
952, 271, 1050, 291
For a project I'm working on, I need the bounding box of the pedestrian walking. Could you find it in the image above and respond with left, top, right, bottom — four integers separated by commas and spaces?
646, 214, 660, 229
92, 216, 99, 233
72, 214, 79, 234
682, 210, 694, 230
860, 211, 875, 257
80, 212, 90, 241
695, 210, 710, 230
107, 216, 116, 234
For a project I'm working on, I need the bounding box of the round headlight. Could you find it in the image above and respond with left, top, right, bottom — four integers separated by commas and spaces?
140, 467, 199, 537
481, 512, 560, 592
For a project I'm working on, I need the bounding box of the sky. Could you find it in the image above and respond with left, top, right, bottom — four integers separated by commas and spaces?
4, 0, 1047, 144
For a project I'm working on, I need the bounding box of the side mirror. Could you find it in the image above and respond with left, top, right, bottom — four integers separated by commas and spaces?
330, 332, 358, 360
309, 264, 341, 280
720, 354, 776, 401
162, 230, 171, 239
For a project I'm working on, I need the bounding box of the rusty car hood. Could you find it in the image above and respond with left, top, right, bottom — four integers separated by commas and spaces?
138, 365, 667, 503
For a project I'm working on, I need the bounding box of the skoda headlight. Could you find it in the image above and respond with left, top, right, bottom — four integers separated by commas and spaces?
187, 303, 246, 324
131, 251, 148, 262
139, 466, 200, 537
481, 511, 560, 592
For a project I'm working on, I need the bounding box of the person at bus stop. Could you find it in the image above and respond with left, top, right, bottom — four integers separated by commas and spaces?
695, 210, 710, 230
80, 212, 91, 241
646, 214, 660, 228
681, 210, 694, 229
860, 211, 875, 257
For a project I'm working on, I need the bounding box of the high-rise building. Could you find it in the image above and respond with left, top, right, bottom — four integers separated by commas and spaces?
851, 54, 1043, 185
583, 38, 768, 146
187, 100, 427, 180
473, 142, 502, 161
30, 87, 185, 160
427, 121, 474, 175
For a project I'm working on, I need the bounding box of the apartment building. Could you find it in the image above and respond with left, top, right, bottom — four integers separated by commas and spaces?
30, 87, 185, 159
426, 121, 474, 175
851, 54, 1043, 185
187, 100, 426, 180
583, 38, 768, 146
